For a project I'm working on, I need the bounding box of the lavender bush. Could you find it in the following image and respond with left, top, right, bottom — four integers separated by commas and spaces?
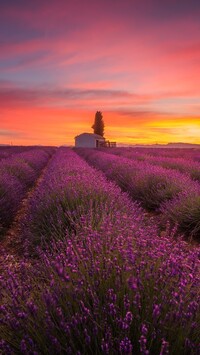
102, 148, 200, 240
145, 156, 200, 182
15, 148, 54, 171
21, 148, 143, 251
0, 172, 24, 234
76, 149, 200, 211
1, 159, 37, 188
1, 210, 200, 354
103, 147, 199, 160
109, 149, 200, 183
161, 193, 200, 240
0, 146, 33, 161
0, 148, 54, 237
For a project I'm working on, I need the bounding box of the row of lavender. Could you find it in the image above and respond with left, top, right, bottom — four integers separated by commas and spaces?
102, 148, 200, 240
76, 149, 200, 240
0, 147, 56, 236
1, 148, 200, 354
0, 146, 50, 161
20, 148, 143, 252
0, 146, 30, 161
102, 148, 200, 183
107, 147, 200, 162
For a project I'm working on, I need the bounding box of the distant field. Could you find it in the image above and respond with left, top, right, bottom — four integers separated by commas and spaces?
1, 147, 200, 354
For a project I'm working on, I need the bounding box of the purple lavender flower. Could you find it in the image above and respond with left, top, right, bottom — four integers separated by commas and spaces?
119, 337, 133, 354
160, 338, 169, 355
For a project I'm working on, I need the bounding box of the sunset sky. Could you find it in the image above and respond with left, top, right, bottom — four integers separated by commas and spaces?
0, 0, 200, 146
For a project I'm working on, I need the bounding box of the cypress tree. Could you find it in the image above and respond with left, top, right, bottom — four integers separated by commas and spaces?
92, 111, 104, 137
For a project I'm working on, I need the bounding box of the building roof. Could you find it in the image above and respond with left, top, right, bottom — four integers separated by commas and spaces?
75, 132, 105, 139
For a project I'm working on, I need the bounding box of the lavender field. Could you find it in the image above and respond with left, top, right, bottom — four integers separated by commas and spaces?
0, 147, 200, 354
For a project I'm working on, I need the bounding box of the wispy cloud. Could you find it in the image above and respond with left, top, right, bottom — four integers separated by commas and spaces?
1, 82, 199, 113
0, 129, 23, 137
0, 84, 152, 108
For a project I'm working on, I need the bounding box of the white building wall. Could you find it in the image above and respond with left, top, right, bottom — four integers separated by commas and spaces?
75, 135, 97, 148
